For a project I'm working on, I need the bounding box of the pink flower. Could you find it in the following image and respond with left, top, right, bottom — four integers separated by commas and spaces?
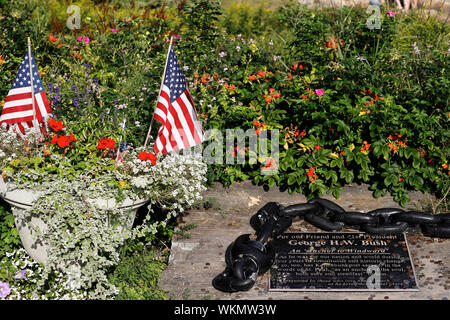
111, 28, 118, 33
387, 10, 396, 17
315, 89, 325, 97
77, 36, 90, 44
0, 281, 11, 298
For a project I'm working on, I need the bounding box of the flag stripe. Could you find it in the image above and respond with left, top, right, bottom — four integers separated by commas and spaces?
0, 110, 34, 120
171, 99, 196, 147
166, 109, 189, 149
8, 87, 32, 96
161, 117, 177, 151
1, 105, 32, 115
3, 98, 33, 109
4, 92, 32, 103
35, 92, 48, 119
180, 93, 203, 144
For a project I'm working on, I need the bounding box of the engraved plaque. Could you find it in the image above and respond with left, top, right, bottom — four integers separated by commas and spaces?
269, 233, 418, 291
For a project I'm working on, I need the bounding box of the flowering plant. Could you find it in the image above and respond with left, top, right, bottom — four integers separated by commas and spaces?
0, 113, 206, 299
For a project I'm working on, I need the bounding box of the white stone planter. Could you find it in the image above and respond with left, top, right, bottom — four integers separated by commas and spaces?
0, 176, 147, 264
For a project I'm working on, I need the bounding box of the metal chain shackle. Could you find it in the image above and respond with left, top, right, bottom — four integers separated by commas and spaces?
212, 198, 450, 292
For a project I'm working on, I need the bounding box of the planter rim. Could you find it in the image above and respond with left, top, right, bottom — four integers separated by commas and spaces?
0, 177, 148, 210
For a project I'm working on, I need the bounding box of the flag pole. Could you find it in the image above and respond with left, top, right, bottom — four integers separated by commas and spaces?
27, 37, 37, 129
115, 118, 126, 164
143, 35, 175, 150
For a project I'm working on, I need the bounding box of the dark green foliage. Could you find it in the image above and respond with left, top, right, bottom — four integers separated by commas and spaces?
109, 248, 168, 300
0, 200, 21, 260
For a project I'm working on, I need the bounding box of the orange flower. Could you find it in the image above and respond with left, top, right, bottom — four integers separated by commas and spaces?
249, 75, 256, 81
361, 141, 370, 151
265, 97, 272, 104
48, 34, 58, 42
389, 144, 398, 151
224, 83, 236, 90
0, 56, 5, 65
257, 70, 266, 77
307, 168, 317, 182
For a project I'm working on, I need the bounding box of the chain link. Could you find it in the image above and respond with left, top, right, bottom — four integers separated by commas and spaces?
212, 198, 449, 292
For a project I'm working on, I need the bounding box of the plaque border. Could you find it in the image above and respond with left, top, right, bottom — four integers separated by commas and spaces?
268, 232, 420, 292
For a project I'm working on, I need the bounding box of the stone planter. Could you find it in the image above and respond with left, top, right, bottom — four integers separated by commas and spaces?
0, 176, 147, 264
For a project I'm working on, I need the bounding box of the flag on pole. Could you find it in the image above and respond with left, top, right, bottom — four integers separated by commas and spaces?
152, 47, 204, 155
0, 50, 51, 134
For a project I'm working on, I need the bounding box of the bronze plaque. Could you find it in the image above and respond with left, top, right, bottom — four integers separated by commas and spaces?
269, 232, 418, 291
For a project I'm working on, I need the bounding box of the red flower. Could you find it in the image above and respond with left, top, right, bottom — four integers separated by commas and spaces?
249, 75, 256, 81
314, 145, 321, 150
48, 34, 58, 42
57, 135, 70, 148
138, 151, 157, 165
300, 131, 306, 137
97, 138, 116, 151
306, 167, 317, 181
257, 70, 266, 77
47, 118, 65, 132
50, 134, 74, 148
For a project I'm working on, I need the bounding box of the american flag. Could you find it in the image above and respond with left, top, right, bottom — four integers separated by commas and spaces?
152, 47, 204, 155
0, 50, 52, 134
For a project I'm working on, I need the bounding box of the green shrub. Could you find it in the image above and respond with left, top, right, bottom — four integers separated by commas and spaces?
0, 200, 21, 260
109, 248, 168, 300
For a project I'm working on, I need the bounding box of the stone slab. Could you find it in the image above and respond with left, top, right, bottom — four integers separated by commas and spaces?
160, 181, 449, 300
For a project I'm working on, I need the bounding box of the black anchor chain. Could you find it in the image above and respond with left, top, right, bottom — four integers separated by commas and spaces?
212, 198, 450, 292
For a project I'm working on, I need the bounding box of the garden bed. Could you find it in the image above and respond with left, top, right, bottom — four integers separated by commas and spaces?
0, 0, 448, 300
